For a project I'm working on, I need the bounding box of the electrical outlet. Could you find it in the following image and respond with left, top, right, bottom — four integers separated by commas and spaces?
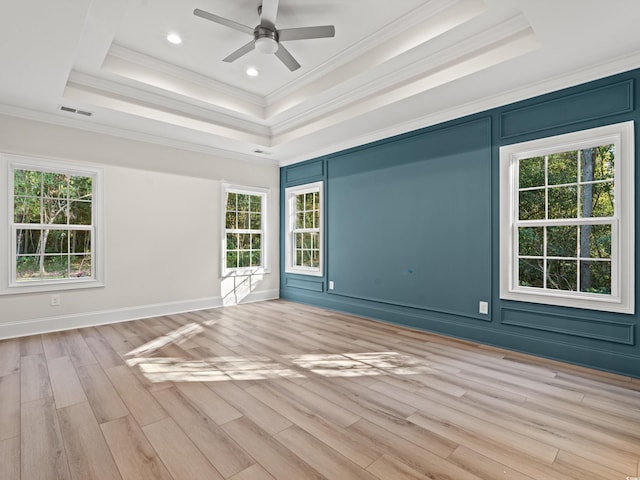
328, 281, 334, 290
50, 294, 61, 306
479, 301, 489, 315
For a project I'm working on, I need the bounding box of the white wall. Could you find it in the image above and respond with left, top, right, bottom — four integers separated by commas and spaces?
0, 114, 280, 338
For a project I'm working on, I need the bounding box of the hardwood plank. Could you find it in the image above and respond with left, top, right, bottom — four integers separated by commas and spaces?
275, 425, 380, 480
207, 380, 293, 435
553, 449, 633, 480
20, 335, 44, 356
62, 330, 98, 367
47, 356, 87, 409
229, 464, 276, 480
83, 336, 124, 369
41, 331, 69, 360
101, 416, 172, 480
0, 338, 20, 377
448, 445, 536, 480
176, 382, 242, 425
21, 397, 71, 480
142, 417, 224, 480
221, 416, 325, 480
21, 354, 53, 403
0, 373, 20, 441
0, 437, 19, 480
76, 364, 129, 424
57, 402, 123, 480
104, 365, 166, 426
152, 387, 254, 478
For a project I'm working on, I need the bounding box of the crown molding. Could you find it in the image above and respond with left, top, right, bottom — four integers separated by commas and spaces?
280, 50, 640, 166
271, 13, 534, 135
0, 103, 278, 166
108, 44, 265, 108
68, 71, 269, 136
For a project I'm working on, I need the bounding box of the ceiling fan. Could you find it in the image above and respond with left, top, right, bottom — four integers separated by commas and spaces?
194, 0, 335, 71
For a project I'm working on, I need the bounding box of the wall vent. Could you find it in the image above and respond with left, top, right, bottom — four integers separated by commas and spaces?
60, 105, 93, 117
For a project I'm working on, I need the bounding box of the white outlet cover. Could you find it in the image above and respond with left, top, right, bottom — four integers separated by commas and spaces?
479, 301, 489, 314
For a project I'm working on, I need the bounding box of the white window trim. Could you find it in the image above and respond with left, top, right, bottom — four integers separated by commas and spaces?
284, 181, 323, 276
221, 183, 270, 277
1, 154, 104, 295
499, 121, 634, 314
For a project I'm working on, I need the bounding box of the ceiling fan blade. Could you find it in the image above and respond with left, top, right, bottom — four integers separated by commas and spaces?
260, 0, 279, 29
193, 8, 254, 35
278, 25, 335, 42
274, 44, 301, 71
223, 40, 256, 63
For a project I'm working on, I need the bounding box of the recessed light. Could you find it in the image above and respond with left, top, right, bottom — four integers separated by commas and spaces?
246, 67, 259, 77
166, 33, 182, 45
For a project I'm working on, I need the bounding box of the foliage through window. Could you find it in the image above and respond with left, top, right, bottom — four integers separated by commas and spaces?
1, 155, 103, 293
500, 122, 634, 313
223, 186, 268, 275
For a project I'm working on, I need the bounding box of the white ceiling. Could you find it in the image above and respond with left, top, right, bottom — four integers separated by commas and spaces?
2, 0, 640, 166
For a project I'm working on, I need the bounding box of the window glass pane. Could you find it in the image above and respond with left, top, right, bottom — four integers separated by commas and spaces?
226, 212, 236, 229
16, 229, 41, 255
237, 194, 249, 211
583, 145, 615, 182
226, 233, 238, 250
239, 251, 251, 268
70, 255, 91, 278
250, 234, 261, 250
588, 182, 614, 217
547, 186, 577, 219
226, 251, 237, 269
16, 256, 40, 281
43, 255, 69, 280
70, 230, 91, 254
295, 212, 305, 229
518, 227, 543, 256
70, 176, 92, 200
303, 250, 312, 267
14, 196, 41, 223
547, 151, 577, 185
305, 193, 314, 210
579, 261, 611, 294
250, 213, 261, 230
45, 230, 68, 254
14, 169, 42, 196
251, 251, 261, 267
519, 259, 544, 287
249, 195, 262, 213
226, 192, 237, 211
295, 194, 304, 212
547, 226, 577, 257
547, 260, 577, 291
519, 157, 545, 188
69, 201, 92, 225
42, 172, 68, 198
237, 212, 249, 229
295, 249, 303, 267
311, 250, 319, 268
239, 234, 251, 249
518, 189, 545, 220
295, 233, 303, 249
580, 224, 611, 259
304, 211, 315, 229
42, 196, 69, 224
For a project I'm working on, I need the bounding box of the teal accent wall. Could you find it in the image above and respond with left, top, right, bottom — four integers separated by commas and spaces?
280, 69, 640, 378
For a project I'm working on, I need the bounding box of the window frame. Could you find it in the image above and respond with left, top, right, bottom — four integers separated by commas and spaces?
221, 183, 270, 277
499, 121, 634, 314
284, 181, 324, 277
1, 154, 104, 295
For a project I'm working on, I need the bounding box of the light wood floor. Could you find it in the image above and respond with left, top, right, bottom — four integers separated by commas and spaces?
1, 299, 639, 480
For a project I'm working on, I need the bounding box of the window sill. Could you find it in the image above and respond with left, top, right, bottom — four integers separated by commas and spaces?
500, 288, 633, 314
1, 279, 104, 295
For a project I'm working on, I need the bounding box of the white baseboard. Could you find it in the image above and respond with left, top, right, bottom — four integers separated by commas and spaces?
0, 296, 225, 340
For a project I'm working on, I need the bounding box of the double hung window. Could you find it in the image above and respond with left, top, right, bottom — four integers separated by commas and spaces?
499, 122, 634, 313
285, 182, 323, 276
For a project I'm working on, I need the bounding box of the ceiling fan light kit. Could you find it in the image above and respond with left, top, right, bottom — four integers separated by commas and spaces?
194, 0, 335, 71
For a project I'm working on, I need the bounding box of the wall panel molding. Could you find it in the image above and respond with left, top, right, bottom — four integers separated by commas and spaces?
500, 79, 634, 139
500, 307, 635, 345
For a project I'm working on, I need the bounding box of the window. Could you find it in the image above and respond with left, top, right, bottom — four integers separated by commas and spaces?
1, 154, 103, 294
285, 182, 323, 276
222, 185, 269, 276
500, 121, 634, 313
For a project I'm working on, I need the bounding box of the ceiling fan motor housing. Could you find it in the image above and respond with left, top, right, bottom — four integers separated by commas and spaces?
254, 26, 279, 54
